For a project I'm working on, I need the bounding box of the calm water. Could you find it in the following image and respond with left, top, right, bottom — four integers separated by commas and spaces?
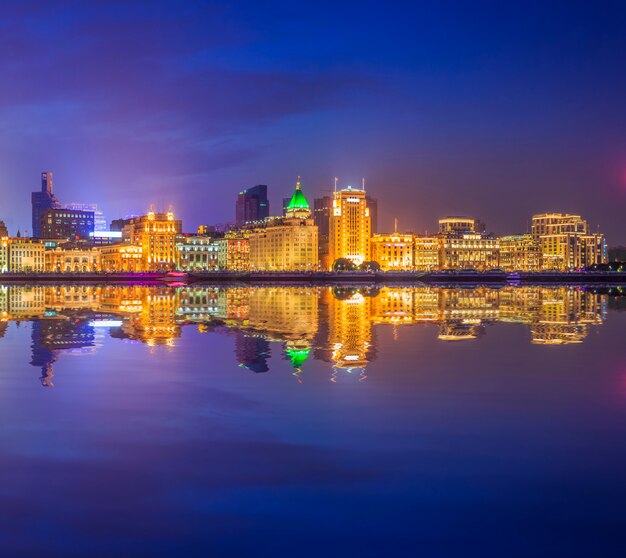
1, 284, 625, 557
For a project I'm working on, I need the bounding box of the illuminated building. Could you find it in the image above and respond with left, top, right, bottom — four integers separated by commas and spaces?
531, 213, 607, 270
31, 171, 60, 238
65, 202, 107, 232
530, 287, 604, 344
7, 285, 46, 318
370, 287, 416, 325
7, 238, 46, 272
99, 244, 143, 272
327, 287, 374, 370
122, 208, 182, 271
40, 207, 95, 240
438, 217, 499, 270
236, 184, 269, 226
329, 185, 371, 268
216, 231, 250, 270
371, 227, 414, 270
177, 235, 219, 270
45, 247, 101, 272
0, 221, 8, 237
120, 288, 180, 346
248, 179, 318, 271
414, 236, 440, 270
499, 234, 540, 271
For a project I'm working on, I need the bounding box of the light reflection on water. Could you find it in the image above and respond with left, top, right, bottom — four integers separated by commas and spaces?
1, 284, 626, 557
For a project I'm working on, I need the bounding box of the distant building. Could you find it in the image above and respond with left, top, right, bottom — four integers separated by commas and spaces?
531, 213, 607, 270
110, 217, 137, 232
329, 185, 372, 268
65, 203, 107, 232
313, 196, 333, 269
31, 172, 60, 238
235, 185, 269, 226
40, 208, 95, 240
248, 179, 318, 271
366, 195, 378, 234
0, 221, 8, 238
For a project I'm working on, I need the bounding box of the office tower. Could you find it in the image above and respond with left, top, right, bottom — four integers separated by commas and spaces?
65, 203, 107, 232
235, 185, 269, 226
31, 171, 60, 238
40, 208, 95, 240
328, 185, 371, 268
248, 179, 318, 271
366, 195, 378, 234
531, 213, 607, 270
313, 196, 332, 269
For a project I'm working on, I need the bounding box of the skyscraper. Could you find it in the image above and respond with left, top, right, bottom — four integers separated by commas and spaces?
235, 185, 269, 226
31, 171, 60, 238
329, 185, 371, 268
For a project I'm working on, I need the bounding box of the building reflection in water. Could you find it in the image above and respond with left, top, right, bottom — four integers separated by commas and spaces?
0, 284, 616, 386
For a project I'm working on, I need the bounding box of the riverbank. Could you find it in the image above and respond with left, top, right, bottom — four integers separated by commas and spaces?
1, 270, 626, 284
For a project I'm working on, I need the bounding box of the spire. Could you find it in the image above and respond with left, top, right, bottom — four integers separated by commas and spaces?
286, 177, 311, 217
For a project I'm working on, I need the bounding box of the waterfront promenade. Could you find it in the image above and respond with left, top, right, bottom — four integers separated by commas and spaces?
0, 270, 625, 284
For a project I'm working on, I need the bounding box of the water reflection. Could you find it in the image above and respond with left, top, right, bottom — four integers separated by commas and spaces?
0, 284, 620, 386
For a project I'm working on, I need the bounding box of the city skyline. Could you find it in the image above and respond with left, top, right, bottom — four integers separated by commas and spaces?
1, 2, 625, 243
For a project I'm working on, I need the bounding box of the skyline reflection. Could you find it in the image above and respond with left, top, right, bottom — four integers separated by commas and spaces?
0, 284, 621, 387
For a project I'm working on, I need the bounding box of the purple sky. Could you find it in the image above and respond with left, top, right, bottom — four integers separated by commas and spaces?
1, 1, 625, 242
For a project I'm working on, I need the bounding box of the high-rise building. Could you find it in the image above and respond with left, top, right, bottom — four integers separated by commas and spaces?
121, 208, 182, 271
31, 172, 60, 238
248, 179, 318, 271
65, 203, 107, 232
329, 185, 372, 268
366, 195, 378, 234
313, 196, 333, 269
531, 213, 607, 270
235, 185, 269, 226
40, 208, 95, 240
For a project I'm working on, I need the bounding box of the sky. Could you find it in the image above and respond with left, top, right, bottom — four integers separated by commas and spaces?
0, 0, 625, 243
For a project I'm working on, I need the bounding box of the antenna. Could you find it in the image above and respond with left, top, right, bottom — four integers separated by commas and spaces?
394, 217, 398, 233
334, 177, 338, 193
362, 177, 365, 191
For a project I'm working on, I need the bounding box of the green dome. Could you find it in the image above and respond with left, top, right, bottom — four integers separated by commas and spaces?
287, 178, 310, 211
286, 347, 311, 368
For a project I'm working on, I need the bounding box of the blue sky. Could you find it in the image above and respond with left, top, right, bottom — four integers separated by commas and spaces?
1, 0, 625, 241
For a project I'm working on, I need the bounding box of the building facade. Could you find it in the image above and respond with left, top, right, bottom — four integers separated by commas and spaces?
40, 208, 95, 240
217, 232, 250, 270
371, 232, 414, 270
329, 186, 371, 268
45, 247, 101, 272
499, 234, 540, 271
7, 238, 46, 272
122, 209, 182, 271
177, 235, 219, 270
437, 217, 499, 270
248, 180, 318, 271
99, 244, 143, 272
414, 236, 440, 270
